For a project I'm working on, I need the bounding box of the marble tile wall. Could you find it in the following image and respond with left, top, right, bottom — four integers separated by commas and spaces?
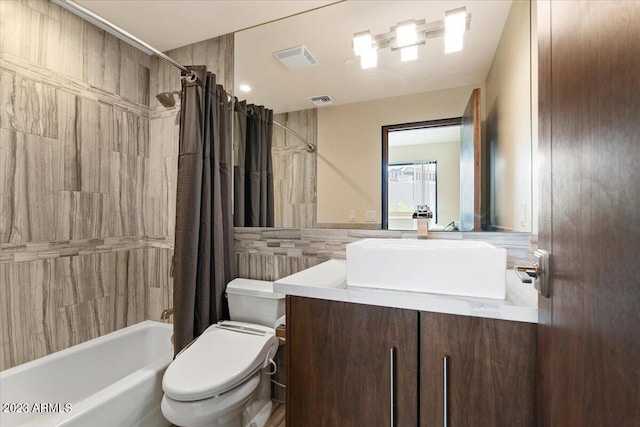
272, 109, 317, 228
0, 0, 178, 371
148, 33, 234, 239
234, 227, 532, 281
0, 247, 173, 370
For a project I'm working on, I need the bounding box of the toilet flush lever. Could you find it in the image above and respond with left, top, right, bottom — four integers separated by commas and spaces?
515, 249, 551, 298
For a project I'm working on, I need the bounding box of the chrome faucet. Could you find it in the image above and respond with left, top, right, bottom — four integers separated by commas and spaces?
412, 205, 433, 219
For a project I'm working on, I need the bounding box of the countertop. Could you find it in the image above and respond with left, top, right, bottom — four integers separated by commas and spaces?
274, 259, 539, 323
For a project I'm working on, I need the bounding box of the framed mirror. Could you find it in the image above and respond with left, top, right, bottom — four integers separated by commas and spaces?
234, 0, 533, 232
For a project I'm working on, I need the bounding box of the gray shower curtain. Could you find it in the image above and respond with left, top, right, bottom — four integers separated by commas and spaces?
173, 66, 235, 355
234, 103, 274, 227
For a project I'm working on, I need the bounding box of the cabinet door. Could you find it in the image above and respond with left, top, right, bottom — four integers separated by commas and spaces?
420, 312, 536, 426
287, 296, 418, 427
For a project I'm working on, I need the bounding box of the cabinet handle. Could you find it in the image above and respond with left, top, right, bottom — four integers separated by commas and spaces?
390, 347, 395, 427
443, 355, 449, 427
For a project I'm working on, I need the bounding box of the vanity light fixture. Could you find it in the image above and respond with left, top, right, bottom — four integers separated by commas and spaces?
352, 7, 470, 69
444, 7, 467, 53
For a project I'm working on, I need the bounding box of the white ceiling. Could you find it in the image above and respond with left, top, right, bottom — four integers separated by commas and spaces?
75, 0, 514, 113
75, 0, 339, 52
235, 1, 513, 112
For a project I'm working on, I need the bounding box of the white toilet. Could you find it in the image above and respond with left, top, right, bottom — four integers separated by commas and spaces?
161, 279, 285, 427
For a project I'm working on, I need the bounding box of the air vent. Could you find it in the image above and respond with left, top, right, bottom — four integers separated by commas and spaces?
309, 95, 336, 106
274, 45, 318, 70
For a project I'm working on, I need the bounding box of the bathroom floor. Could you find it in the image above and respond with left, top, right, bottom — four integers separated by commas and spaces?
266, 402, 286, 427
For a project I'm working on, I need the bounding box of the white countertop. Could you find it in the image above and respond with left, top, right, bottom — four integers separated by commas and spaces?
274, 259, 539, 323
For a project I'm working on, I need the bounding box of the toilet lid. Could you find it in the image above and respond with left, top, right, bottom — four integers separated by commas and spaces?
163, 321, 276, 401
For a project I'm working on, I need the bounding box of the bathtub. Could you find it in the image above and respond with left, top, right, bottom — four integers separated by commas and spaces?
0, 320, 173, 427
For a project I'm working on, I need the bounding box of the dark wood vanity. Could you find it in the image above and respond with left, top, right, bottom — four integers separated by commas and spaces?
286, 296, 536, 426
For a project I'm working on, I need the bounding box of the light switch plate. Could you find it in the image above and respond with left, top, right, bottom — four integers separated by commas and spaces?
366, 210, 376, 222
348, 210, 356, 222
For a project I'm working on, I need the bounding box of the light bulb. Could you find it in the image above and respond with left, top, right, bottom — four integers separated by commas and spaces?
444, 8, 466, 54
396, 20, 417, 48
353, 31, 373, 56
360, 46, 378, 69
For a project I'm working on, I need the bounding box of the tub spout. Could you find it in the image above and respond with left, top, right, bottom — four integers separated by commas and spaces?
161, 308, 174, 321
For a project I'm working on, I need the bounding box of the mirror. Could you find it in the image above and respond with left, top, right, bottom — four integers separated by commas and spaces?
234, 0, 533, 232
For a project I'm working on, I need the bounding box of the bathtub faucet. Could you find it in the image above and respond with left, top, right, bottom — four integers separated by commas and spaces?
161, 308, 174, 321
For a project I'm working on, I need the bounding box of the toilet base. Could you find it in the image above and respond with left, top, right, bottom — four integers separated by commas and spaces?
240, 371, 273, 427
162, 370, 274, 427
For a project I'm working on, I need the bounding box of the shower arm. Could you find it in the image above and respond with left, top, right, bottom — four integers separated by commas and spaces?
52, 0, 198, 82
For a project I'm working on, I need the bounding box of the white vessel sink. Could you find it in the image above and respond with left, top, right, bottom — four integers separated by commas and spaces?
346, 239, 507, 299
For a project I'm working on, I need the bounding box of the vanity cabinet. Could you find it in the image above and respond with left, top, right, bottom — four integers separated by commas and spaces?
420, 312, 536, 426
286, 296, 536, 427
286, 296, 418, 426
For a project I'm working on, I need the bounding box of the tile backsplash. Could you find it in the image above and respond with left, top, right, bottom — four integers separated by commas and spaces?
235, 227, 532, 281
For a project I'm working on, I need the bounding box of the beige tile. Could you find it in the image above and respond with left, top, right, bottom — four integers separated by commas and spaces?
146, 156, 176, 236
67, 97, 111, 193
0, 1, 45, 64
56, 192, 110, 240
55, 9, 84, 81
110, 152, 148, 236
3, 131, 61, 243
0, 71, 58, 138
84, 24, 120, 95
114, 107, 150, 156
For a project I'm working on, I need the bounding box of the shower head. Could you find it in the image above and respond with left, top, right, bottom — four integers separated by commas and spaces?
156, 91, 181, 108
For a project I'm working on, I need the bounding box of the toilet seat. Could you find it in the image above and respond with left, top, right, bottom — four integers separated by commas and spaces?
162, 321, 277, 401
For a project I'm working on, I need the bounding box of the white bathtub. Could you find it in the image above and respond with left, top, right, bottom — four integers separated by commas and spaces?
0, 320, 173, 427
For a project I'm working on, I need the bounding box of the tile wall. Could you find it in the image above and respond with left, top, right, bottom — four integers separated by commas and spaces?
235, 227, 532, 281
0, 0, 233, 370
272, 109, 317, 228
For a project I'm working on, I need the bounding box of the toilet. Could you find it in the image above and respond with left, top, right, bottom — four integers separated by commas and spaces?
161, 279, 285, 427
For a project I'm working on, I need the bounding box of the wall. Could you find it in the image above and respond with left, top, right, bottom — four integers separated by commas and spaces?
0, 1, 234, 371
484, 0, 532, 231
0, 0, 173, 370
389, 141, 460, 226
272, 109, 317, 228
235, 228, 532, 281
316, 84, 480, 225
148, 31, 233, 238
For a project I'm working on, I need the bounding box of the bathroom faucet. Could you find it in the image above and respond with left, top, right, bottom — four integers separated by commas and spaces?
412, 204, 433, 219
161, 308, 174, 321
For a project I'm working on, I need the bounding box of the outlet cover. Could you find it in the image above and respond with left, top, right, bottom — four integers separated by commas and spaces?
348, 210, 356, 222
366, 210, 376, 222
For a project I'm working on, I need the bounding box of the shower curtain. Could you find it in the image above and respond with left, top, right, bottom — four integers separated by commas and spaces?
233, 102, 275, 227
173, 66, 235, 355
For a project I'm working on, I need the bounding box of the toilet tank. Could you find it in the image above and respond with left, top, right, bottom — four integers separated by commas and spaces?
226, 279, 285, 327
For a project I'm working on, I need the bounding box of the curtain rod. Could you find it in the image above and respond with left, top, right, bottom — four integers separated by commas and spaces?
56, 0, 316, 154
52, 0, 198, 81
273, 121, 316, 153
243, 104, 316, 153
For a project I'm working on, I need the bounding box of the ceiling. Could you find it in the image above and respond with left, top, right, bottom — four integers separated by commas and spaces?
235, 1, 513, 112
75, 0, 514, 113
75, 0, 339, 52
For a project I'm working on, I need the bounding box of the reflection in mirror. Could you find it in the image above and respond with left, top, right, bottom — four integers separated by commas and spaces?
385, 122, 461, 231
234, 0, 533, 232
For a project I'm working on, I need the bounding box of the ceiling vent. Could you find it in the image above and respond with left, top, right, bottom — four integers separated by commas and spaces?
274, 45, 318, 70
309, 95, 336, 106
